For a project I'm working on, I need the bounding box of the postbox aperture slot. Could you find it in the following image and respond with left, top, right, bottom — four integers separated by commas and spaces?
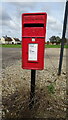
24, 24, 44, 27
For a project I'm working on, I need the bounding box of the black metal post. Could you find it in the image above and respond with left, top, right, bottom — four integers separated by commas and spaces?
29, 70, 36, 109
58, 1, 68, 75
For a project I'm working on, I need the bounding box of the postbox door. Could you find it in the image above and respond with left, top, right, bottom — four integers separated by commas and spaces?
22, 37, 45, 70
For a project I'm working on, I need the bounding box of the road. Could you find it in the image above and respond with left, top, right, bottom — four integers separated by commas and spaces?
2, 47, 66, 69
2, 48, 21, 69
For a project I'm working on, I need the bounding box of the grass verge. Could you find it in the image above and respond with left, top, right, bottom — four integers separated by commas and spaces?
45, 44, 68, 48
0, 44, 68, 48
0, 44, 22, 48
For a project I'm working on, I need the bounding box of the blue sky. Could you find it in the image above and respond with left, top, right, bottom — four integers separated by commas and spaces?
0, 0, 66, 41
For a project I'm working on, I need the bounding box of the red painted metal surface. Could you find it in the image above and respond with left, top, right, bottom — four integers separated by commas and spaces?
22, 12, 47, 70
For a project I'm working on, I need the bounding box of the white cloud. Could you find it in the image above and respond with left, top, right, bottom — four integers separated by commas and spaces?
0, 1, 66, 40
2, 0, 66, 2
0, 3, 2, 25
48, 15, 56, 24
47, 15, 63, 32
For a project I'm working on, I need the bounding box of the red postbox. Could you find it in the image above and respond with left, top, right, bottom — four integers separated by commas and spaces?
22, 12, 47, 70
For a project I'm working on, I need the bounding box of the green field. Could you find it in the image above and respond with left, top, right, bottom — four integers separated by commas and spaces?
0, 44, 68, 48
46, 44, 68, 48
0, 44, 22, 48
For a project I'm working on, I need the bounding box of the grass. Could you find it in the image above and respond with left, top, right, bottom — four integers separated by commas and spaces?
0, 44, 68, 48
47, 83, 55, 94
45, 44, 68, 48
0, 44, 22, 48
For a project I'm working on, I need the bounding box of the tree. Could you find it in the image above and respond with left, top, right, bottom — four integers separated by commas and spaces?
47, 41, 49, 45
56, 36, 61, 45
49, 36, 56, 44
49, 36, 61, 45
60, 38, 67, 44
